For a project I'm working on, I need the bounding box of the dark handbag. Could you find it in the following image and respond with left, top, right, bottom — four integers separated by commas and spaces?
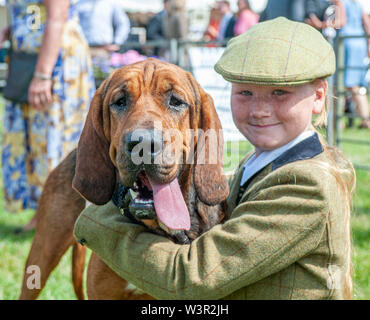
3, 50, 38, 103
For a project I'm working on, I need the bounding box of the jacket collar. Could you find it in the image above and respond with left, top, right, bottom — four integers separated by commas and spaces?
232, 132, 324, 207
271, 132, 323, 170
240, 131, 316, 186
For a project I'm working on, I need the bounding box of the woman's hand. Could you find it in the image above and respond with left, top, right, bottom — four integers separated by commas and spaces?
28, 77, 53, 110
305, 14, 324, 29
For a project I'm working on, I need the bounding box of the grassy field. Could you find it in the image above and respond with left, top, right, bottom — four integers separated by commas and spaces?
0, 96, 369, 300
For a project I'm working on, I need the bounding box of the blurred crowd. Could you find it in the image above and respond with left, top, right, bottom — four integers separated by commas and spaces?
201, 0, 370, 129
202, 0, 369, 44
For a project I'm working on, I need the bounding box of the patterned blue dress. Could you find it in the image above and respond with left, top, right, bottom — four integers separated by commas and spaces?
339, 0, 368, 88
2, 0, 95, 213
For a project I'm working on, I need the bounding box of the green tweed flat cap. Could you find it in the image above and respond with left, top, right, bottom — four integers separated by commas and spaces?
214, 17, 336, 86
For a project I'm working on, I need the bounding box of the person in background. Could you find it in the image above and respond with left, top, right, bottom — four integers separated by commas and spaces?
259, 0, 312, 22
358, 0, 370, 84
290, 0, 306, 22
259, 0, 291, 22
233, 0, 259, 36
216, 1, 236, 41
147, 0, 170, 57
147, 0, 170, 42
163, 0, 188, 40
304, 0, 345, 30
0, 0, 95, 231
304, 1, 351, 127
203, 3, 222, 41
77, 0, 130, 53
338, 0, 370, 128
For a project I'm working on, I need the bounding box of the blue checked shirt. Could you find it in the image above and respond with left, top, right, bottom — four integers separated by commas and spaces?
77, 0, 130, 46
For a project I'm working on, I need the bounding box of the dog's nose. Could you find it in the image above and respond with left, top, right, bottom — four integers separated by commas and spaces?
125, 129, 162, 159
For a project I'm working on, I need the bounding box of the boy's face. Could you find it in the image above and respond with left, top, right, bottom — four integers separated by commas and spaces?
231, 81, 327, 156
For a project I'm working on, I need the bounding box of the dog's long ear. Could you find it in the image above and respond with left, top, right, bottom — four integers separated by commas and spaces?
192, 79, 229, 206
72, 77, 116, 205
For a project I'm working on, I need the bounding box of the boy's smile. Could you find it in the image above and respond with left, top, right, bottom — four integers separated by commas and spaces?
231, 81, 327, 156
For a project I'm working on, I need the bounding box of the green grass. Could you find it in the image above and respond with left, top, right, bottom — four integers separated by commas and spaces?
339, 119, 370, 299
0, 96, 369, 300
0, 210, 86, 299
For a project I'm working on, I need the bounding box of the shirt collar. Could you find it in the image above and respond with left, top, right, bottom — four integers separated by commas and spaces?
240, 130, 319, 186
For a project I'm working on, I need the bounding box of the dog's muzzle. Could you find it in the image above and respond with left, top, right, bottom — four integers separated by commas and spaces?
124, 129, 163, 164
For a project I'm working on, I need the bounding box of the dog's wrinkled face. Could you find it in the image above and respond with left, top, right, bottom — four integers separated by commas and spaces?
73, 58, 229, 242
107, 61, 195, 187
107, 60, 198, 239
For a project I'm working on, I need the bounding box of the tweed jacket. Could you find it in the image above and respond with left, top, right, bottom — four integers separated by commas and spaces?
74, 134, 354, 300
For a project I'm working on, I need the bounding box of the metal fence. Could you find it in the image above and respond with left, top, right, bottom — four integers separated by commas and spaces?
118, 38, 228, 69
333, 34, 370, 170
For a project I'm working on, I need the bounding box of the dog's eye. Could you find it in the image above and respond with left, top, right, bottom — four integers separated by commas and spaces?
112, 96, 127, 111
169, 94, 187, 110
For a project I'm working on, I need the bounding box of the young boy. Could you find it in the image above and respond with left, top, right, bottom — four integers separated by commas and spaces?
74, 18, 355, 299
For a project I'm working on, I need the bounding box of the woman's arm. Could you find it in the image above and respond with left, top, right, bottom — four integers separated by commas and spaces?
362, 12, 370, 56
362, 11, 370, 35
28, 0, 69, 109
331, 0, 346, 29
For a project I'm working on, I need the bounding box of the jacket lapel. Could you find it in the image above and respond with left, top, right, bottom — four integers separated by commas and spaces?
231, 133, 324, 210
272, 133, 323, 170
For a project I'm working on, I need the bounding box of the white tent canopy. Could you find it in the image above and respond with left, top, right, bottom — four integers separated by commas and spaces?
119, 0, 267, 13
0, 0, 267, 13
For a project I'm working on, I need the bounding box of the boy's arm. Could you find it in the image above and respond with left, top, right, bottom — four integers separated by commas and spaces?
74, 166, 328, 300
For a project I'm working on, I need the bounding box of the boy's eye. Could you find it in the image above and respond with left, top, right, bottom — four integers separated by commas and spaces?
272, 89, 288, 96
240, 90, 253, 96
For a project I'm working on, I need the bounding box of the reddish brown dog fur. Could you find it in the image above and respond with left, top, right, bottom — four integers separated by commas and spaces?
19, 59, 229, 300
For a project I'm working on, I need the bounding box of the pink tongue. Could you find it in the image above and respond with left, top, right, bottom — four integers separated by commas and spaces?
148, 178, 190, 231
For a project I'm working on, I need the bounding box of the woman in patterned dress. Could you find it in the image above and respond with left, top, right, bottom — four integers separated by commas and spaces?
0, 0, 95, 230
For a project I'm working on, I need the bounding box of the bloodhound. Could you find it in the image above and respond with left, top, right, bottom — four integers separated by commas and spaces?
19, 58, 229, 300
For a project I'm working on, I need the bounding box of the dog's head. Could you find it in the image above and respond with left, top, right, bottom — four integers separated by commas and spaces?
72, 58, 229, 241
